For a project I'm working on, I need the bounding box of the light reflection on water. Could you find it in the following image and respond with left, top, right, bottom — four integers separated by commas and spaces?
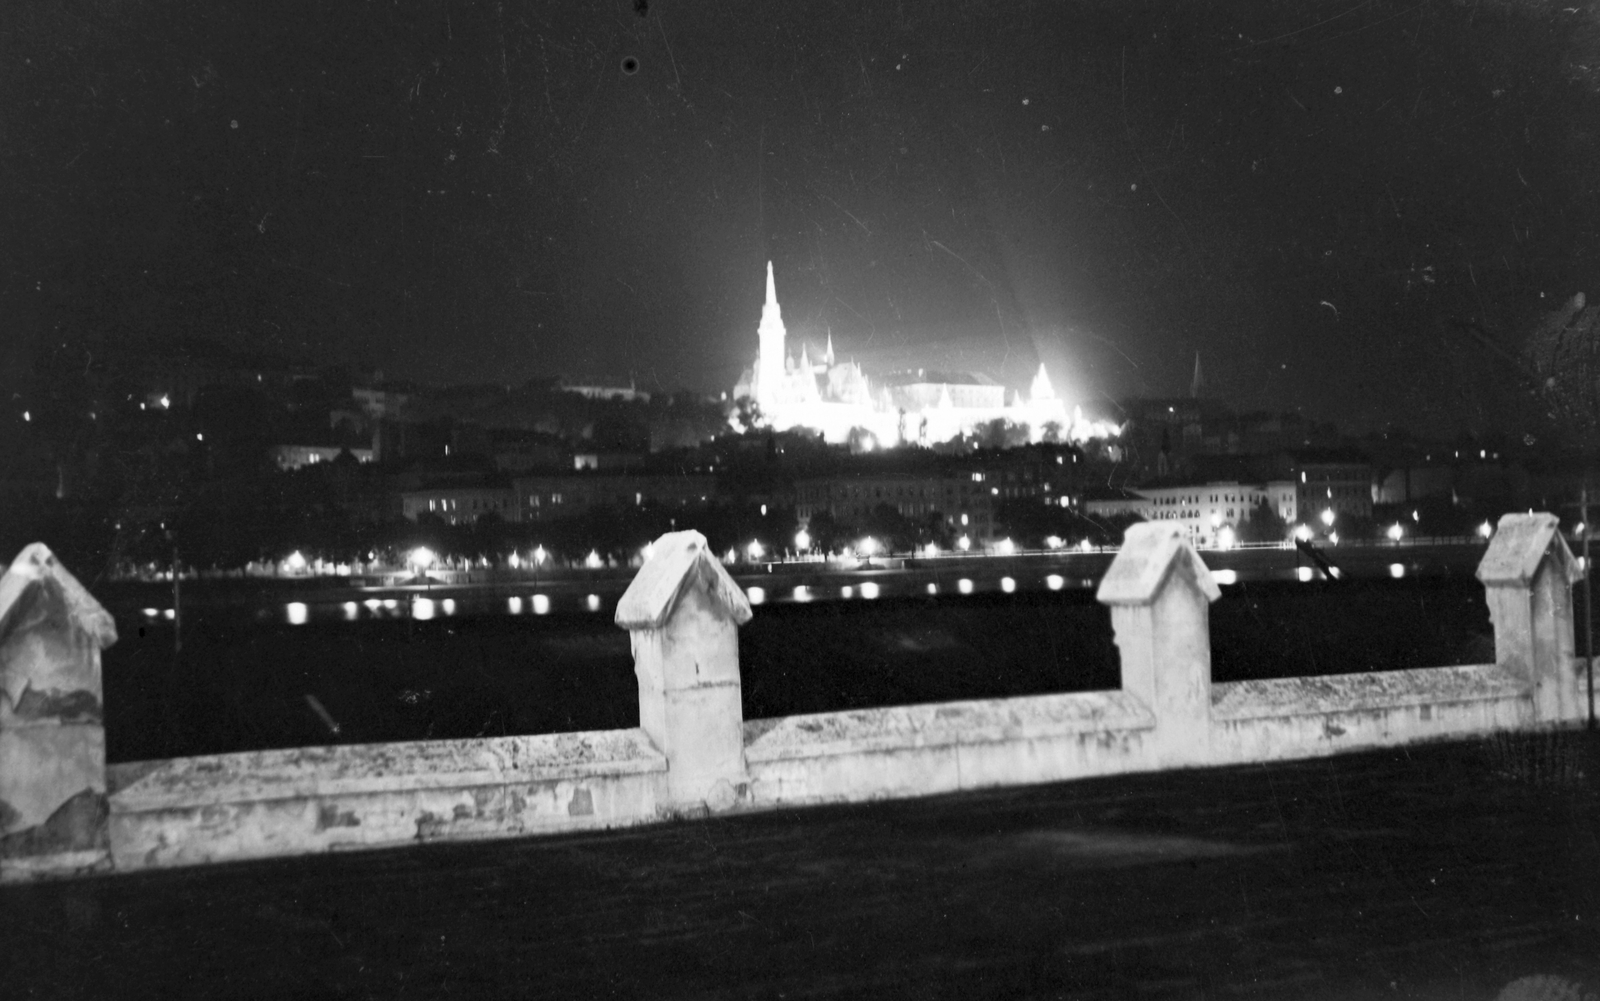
586, 594, 601, 612
342, 601, 358, 621
958, 579, 974, 595
840, 585, 853, 599
792, 585, 812, 602
441, 598, 457, 616
412, 598, 435, 621
860, 582, 879, 600
1046, 575, 1064, 591
532, 594, 550, 615
747, 587, 765, 605
1000, 577, 1016, 593
508, 596, 523, 614
1211, 569, 1238, 586
1389, 563, 1406, 578
286, 602, 308, 625
1296, 567, 1315, 582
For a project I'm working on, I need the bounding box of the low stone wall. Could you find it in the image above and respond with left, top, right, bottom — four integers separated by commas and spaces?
743, 691, 1156, 807
3, 517, 1591, 879
107, 730, 666, 872
1209, 663, 1536, 765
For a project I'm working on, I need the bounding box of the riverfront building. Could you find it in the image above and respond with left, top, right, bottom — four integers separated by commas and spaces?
1085, 480, 1298, 547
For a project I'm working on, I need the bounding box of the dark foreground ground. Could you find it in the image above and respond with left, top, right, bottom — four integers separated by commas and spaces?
5, 732, 1600, 1000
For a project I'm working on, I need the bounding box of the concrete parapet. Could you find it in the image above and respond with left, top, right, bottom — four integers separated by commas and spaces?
1097, 522, 1221, 768
107, 729, 667, 871
617, 530, 753, 814
0, 544, 119, 882
1477, 513, 1583, 724
1210, 664, 1533, 764
742, 691, 1156, 807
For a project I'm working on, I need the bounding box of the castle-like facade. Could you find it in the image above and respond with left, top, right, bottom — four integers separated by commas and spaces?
733, 262, 1113, 446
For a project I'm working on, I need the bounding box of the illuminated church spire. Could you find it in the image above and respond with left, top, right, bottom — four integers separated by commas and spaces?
755, 261, 788, 413
1029, 362, 1056, 402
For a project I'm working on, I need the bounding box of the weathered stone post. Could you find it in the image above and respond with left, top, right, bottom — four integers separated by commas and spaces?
0, 544, 119, 881
616, 530, 753, 815
1097, 523, 1221, 768
1477, 513, 1583, 724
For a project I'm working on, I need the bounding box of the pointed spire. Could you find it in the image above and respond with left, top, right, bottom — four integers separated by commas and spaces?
824, 332, 835, 366
1190, 352, 1204, 399
765, 261, 777, 308
1030, 362, 1056, 402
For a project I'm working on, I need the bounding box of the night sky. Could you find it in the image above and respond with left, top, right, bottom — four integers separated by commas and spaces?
7, 0, 1600, 433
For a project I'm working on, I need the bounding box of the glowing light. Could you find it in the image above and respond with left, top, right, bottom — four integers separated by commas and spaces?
1079, 539, 1094, 553
1320, 508, 1335, 527
957, 535, 971, 551
142, 607, 160, 618
585, 550, 603, 569
159, 394, 170, 409
1328, 531, 1340, 545
960, 514, 969, 527
1000, 576, 1016, 593
364, 598, 382, 610
586, 594, 601, 612
858, 536, 879, 558
841, 586, 854, 598
923, 543, 940, 557
958, 578, 974, 594
1046, 574, 1064, 590
1478, 521, 1494, 539
792, 586, 812, 602
163, 608, 176, 620
996, 538, 1016, 555
1210, 512, 1222, 529
1045, 535, 1063, 550
1387, 523, 1403, 542
1411, 510, 1420, 522
725, 549, 738, 563
1217, 526, 1236, 551
533, 545, 548, 565
21, 411, 29, 422
342, 601, 358, 621
747, 586, 766, 605
285, 550, 308, 573
413, 598, 435, 620
1389, 563, 1406, 578
508, 596, 523, 614
409, 547, 436, 571
748, 540, 765, 561
383, 598, 398, 610
927, 583, 939, 595
1212, 569, 1238, 585
640, 543, 654, 562
441, 599, 456, 616
1296, 566, 1315, 582
1294, 524, 1313, 542
795, 529, 811, 551
532, 594, 550, 615
860, 582, 879, 600
508, 552, 521, 569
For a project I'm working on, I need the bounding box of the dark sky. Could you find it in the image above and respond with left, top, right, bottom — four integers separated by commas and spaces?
6, 0, 1600, 433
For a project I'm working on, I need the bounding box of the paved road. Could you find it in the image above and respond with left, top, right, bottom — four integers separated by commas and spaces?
6, 732, 1600, 1000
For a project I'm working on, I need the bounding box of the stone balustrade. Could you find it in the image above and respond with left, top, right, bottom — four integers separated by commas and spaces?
0, 515, 1588, 880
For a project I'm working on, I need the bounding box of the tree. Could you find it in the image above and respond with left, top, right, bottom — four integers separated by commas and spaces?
1237, 498, 1289, 543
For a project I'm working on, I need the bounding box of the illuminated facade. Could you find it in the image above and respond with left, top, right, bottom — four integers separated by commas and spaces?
734, 262, 1116, 446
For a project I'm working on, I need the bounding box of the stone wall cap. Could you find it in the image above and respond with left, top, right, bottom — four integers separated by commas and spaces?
1096, 522, 1221, 606
1476, 512, 1580, 587
615, 529, 753, 630
0, 543, 117, 650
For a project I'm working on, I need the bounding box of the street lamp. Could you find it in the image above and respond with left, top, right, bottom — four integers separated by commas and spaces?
1218, 526, 1236, 550
1387, 523, 1403, 544
747, 540, 765, 562
285, 550, 307, 574
957, 534, 972, 552
1478, 521, 1494, 540
1320, 508, 1335, 528
794, 529, 811, 554
1294, 524, 1313, 543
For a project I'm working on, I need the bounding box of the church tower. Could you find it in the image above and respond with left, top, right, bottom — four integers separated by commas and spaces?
755, 261, 788, 413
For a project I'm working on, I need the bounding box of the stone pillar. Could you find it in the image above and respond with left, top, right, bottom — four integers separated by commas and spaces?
0, 544, 119, 881
1477, 513, 1583, 724
1097, 523, 1221, 768
616, 530, 753, 814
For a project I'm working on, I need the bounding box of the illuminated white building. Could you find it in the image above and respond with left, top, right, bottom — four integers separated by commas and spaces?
734, 262, 1116, 446
1085, 480, 1297, 547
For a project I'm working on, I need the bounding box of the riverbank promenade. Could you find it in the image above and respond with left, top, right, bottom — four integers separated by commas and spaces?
4, 732, 1598, 1000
